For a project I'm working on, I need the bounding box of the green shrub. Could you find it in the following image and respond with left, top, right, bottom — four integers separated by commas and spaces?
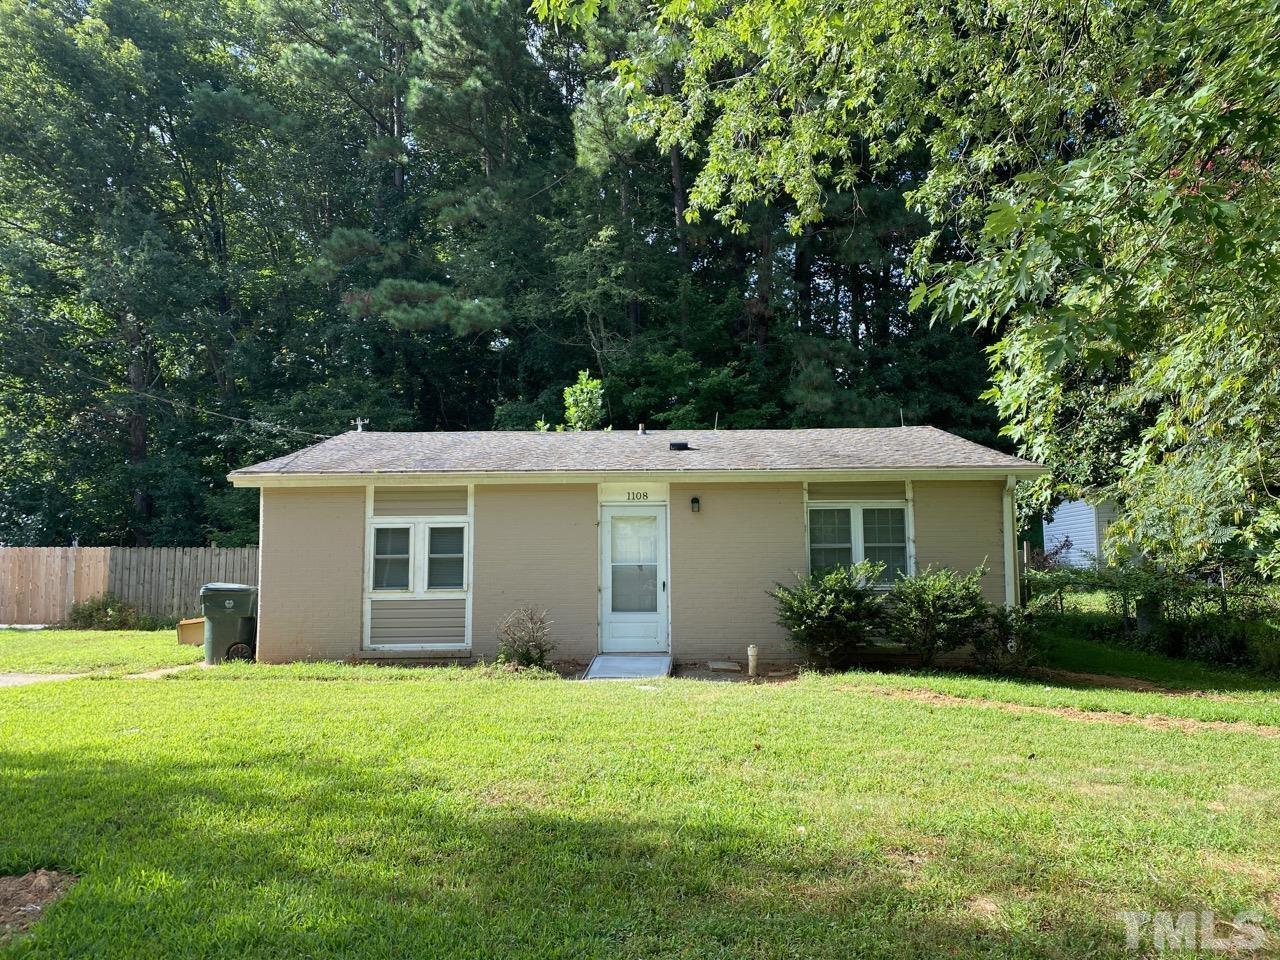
495, 606, 556, 668
1025, 563, 1280, 673
64, 594, 175, 631
1249, 622, 1280, 675
772, 561, 885, 668
885, 566, 990, 666
976, 599, 1050, 673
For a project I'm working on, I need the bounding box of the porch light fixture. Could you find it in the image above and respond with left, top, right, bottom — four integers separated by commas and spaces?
690, 496, 701, 513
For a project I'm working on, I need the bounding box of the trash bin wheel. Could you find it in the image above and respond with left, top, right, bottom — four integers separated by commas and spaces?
226, 642, 254, 662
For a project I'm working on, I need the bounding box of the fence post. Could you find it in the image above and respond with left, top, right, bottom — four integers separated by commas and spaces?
64, 546, 77, 622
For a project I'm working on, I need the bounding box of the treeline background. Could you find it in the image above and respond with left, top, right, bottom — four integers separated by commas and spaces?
0, 0, 1000, 547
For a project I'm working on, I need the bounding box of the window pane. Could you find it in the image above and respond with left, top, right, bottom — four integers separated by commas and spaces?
809, 508, 851, 546
430, 526, 464, 556
375, 527, 410, 557
428, 556, 464, 589
373, 557, 410, 590
862, 508, 905, 545
864, 545, 908, 582
810, 546, 853, 574
611, 516, 657, 564
612, 563, 657, 612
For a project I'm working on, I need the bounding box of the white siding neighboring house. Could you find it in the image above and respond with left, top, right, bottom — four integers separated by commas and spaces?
1044, 499, 1119, 567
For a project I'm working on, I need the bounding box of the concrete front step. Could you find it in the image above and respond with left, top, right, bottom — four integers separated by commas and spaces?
582, 654, 673, 680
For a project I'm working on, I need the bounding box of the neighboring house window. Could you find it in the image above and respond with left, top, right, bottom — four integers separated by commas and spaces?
373, 527, 411, 590
808, 505, 909, 584
368, 521, 469, 594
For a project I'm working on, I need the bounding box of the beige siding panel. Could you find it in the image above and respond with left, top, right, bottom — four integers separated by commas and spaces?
257, 487, 365, 662
669, 482, 806, 663
808, 481, 906, 501
471, 484, 598, 661
912, 479, 1007, 604
369, 598, 465, 644
373, 486, 467, 517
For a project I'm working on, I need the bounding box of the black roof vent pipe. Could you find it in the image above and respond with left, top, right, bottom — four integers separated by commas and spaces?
669, 441, 690, 451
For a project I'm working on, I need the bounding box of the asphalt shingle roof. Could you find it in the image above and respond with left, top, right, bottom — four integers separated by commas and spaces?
230, 427, 1041, 478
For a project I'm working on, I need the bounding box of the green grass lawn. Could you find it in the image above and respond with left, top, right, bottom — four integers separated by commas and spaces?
0, 629, 201, 675
2, 663, 1279, 958
1039, 627, 1280, 692
1030, 596, 1280, 695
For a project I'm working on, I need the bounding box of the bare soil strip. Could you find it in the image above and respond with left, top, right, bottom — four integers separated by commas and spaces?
842, 685, 1280, 738
1027, 667, 1181, 693
0, 870, 75, 943
0, 673, 80, 688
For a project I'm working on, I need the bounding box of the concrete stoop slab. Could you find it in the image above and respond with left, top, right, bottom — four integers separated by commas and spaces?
582, 655, 673, 680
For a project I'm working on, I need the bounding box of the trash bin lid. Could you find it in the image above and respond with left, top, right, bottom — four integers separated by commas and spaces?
200, 582, 257, 595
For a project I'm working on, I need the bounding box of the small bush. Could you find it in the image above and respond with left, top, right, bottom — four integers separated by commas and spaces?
1249, 623, 1280, 675
1027, 563, 1280, 672
1025, 538, 1073, 572
976, 599, 1050, 672
64, 594, 174, 630
495, 606, 556, 668
885, 566, 990, 666
772, 561, 885, 669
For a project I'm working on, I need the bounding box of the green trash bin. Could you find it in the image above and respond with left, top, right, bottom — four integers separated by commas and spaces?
201, 582, 258, 664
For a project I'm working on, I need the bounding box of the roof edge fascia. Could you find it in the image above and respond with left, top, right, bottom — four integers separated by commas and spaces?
229, 466, 1046, 488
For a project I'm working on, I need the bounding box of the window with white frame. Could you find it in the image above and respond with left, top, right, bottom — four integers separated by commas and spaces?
427, 526, 465, 589
372, 527, 411, 590
808, 504, 909, 584
369, 520, 469, 594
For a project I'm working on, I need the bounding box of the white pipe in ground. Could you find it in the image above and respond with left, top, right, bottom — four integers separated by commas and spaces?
747, 644, 758, 678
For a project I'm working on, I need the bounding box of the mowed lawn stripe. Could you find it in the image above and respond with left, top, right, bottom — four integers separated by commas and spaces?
0, 630, 200, 676
1, 669, 1277, 958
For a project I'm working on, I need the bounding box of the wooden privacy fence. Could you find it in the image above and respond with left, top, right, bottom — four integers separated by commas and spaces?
0, 547, 259, 624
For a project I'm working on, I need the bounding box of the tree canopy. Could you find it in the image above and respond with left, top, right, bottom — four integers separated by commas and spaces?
0, 0, 1001, 547
536, 0, 1280, 572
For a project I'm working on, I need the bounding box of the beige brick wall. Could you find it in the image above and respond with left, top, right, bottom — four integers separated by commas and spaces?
668, 482, 806, 663
372, 486, 467, 516
251, 476, 1010, 665
808, 480, 906, 500
257, 486, 365, 662
912, 479, 1008, 605
471, 484, 599, 661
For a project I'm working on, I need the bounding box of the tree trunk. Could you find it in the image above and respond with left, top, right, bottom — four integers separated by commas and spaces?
747, 218, 774, 353
657, 74, 689, 264
620, 167, 640, 333
794, 224, 814, 331
123, 317, 153, 546
670, 145, 688, 265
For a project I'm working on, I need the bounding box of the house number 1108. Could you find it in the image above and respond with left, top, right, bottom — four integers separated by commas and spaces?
626, 491, 649, 501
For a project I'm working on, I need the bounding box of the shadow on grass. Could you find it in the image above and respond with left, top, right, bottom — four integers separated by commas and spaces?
1035, 623, 1280, 695
0, 746, 1129, 959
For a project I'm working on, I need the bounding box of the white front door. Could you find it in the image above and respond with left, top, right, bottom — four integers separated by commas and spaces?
600, 504, 669, 653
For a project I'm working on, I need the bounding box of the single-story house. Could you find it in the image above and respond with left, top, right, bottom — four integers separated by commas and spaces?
1043, 499, 1119, 567
228, 427, 1043, 666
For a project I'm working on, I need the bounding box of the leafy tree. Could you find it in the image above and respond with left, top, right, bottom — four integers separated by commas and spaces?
0, 0, 1006, 547
534, 370, 607, 431
562, 371, 606, 431
537, 0, 1280, 572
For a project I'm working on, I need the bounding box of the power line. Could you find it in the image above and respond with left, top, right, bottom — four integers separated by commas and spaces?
4, 345, 335, 441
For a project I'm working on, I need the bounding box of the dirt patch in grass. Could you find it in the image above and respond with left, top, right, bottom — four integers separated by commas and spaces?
0, 870, 76, 942
1029, 667, 1182, 694
1076, 781, 1127, 799
965, 895, 1003, 922
843, 685, 1280, 738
